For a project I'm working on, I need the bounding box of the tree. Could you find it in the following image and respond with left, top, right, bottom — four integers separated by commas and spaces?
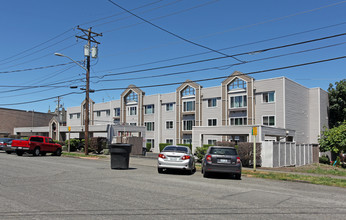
328, 79, 346, 128
319, 121, 346, 154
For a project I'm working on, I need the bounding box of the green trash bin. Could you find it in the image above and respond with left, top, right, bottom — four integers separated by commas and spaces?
109, 144, 132, 169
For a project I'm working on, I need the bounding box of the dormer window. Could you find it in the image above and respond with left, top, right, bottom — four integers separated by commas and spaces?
126, 91, 138, 103
228, 78, 247, 90
181, 86, 195, 97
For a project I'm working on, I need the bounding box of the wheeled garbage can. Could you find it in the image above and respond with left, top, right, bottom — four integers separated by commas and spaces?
109, 144, 132, 169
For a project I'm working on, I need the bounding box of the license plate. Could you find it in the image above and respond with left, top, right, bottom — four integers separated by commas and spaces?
218, 159, 230, 163
18, 147, 22, 149
169, 157, 178, 161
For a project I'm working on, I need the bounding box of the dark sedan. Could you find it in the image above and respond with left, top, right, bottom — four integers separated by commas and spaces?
0, 138, 14, 154
201, 146, 242, 179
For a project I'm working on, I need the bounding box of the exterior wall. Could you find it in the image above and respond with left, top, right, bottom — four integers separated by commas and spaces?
254, 77, 285, 129
161, 93, 176, 145
0, 108, 55, 136
65, 74, 328, 153
284, 78, 310, 143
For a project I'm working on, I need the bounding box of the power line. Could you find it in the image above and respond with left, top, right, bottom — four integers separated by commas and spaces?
2, 54, 344, 106
94, 55, 346, 92
107, 0, 244, 63
91, 32, 346, 79
99, 21, 346, 71
0, 62, 76, 74
80, 0, 164, 26
94, 0, 185, 28
92, 41, 346, 83
0, 28, 74, 65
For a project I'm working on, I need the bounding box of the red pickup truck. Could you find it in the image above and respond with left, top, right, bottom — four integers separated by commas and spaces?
11, 136, 62, 157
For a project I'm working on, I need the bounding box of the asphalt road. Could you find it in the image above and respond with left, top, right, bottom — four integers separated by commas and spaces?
0, 152, 345, 220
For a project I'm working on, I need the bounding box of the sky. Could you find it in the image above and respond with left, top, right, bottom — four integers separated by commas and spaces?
0, 0, 345, 113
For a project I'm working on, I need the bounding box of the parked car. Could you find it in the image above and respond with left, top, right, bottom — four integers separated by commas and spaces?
201, 146, 242, 179
157, 145, 196, 174
11, 136, 62, 156
0, 138, 14, 153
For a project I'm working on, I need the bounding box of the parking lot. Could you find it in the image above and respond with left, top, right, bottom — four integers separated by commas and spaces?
0, 151, 345, 219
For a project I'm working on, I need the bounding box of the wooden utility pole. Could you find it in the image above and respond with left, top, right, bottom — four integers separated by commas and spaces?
76, 26, 102, 155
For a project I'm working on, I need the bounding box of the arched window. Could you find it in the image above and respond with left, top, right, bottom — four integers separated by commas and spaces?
126, 91, 138, 103
181, 86, 195, 97
228, 78, 247, 90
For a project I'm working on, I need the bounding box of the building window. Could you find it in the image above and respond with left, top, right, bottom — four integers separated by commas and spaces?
208, 119, 217, 126
70, 114, 73, 119
183, 139, 192, 144
263, 116, 275, 126
208, 139, 217, 145
208, 98, 217, 107
144, 122, 155, 131
183, 101, 195, 112
128, 106, 137, 116
145, 105, 154, 114
183, 120, 195, 131
166, 121, 174, 129
230, 95, 247, 108
166, 103, 174, 111
181, 86, 195, 97
228, 78, 247, 90
230, 117, 247, 126
126, 91, 138, 103
263, 92, 275, 103
96, 111, 101, 117
166, 139, 173, 144
129, 123, 137, 126
114, 119, 120, 124
114, 108, 120, 117
77, 113, 80, 119
106, 110, 110, 116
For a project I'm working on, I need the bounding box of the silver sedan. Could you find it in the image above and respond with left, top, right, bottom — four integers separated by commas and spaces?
157, 145, 196, 174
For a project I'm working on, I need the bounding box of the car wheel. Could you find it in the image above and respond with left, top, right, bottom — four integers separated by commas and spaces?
158, 168, 164, 174
6, 151, 12, 154
33, 147, 40, 156
41, 152, 46, 156
55, 148, 62, 156
235, 173, 241, 180
203, 171, 209, 178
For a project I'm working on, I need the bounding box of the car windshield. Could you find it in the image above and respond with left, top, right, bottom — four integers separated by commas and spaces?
163, 146, 188, 153
0, 138, 12, 143
209, 147, 237, 155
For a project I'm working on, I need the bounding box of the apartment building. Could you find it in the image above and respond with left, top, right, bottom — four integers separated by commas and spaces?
66, 71, 329, 153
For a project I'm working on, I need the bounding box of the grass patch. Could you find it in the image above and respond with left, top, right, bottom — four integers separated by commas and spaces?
243, 170, 346, 188
293, 163, 346, 176
62, 152, 106, 159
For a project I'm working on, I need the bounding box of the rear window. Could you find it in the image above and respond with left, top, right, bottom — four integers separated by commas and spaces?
162, 146, 188, 153
209, 147, 237, 155
30, 137, 44, 142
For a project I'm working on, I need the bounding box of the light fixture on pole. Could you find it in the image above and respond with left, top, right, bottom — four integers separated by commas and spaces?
54, 52, 90, 155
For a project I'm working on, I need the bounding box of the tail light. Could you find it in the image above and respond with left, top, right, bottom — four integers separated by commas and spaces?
206, 155, 212, 163
158, 154, 166, 159
4, 143, 7, 146
181, 155, 191, 160
237, 157, 241, 164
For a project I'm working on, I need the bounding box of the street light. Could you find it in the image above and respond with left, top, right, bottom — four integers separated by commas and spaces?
55, 52, 90, 155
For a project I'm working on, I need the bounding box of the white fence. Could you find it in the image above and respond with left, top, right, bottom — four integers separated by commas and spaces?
261, 142, 313, 168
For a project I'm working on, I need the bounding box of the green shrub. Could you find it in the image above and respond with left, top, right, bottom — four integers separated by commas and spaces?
195, 145, 210, 162
215, 141, 261, 167
65, 139, 82, 152
319, 155, 330, 164
146, 143, 152, 152
62, 146, 68, 151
